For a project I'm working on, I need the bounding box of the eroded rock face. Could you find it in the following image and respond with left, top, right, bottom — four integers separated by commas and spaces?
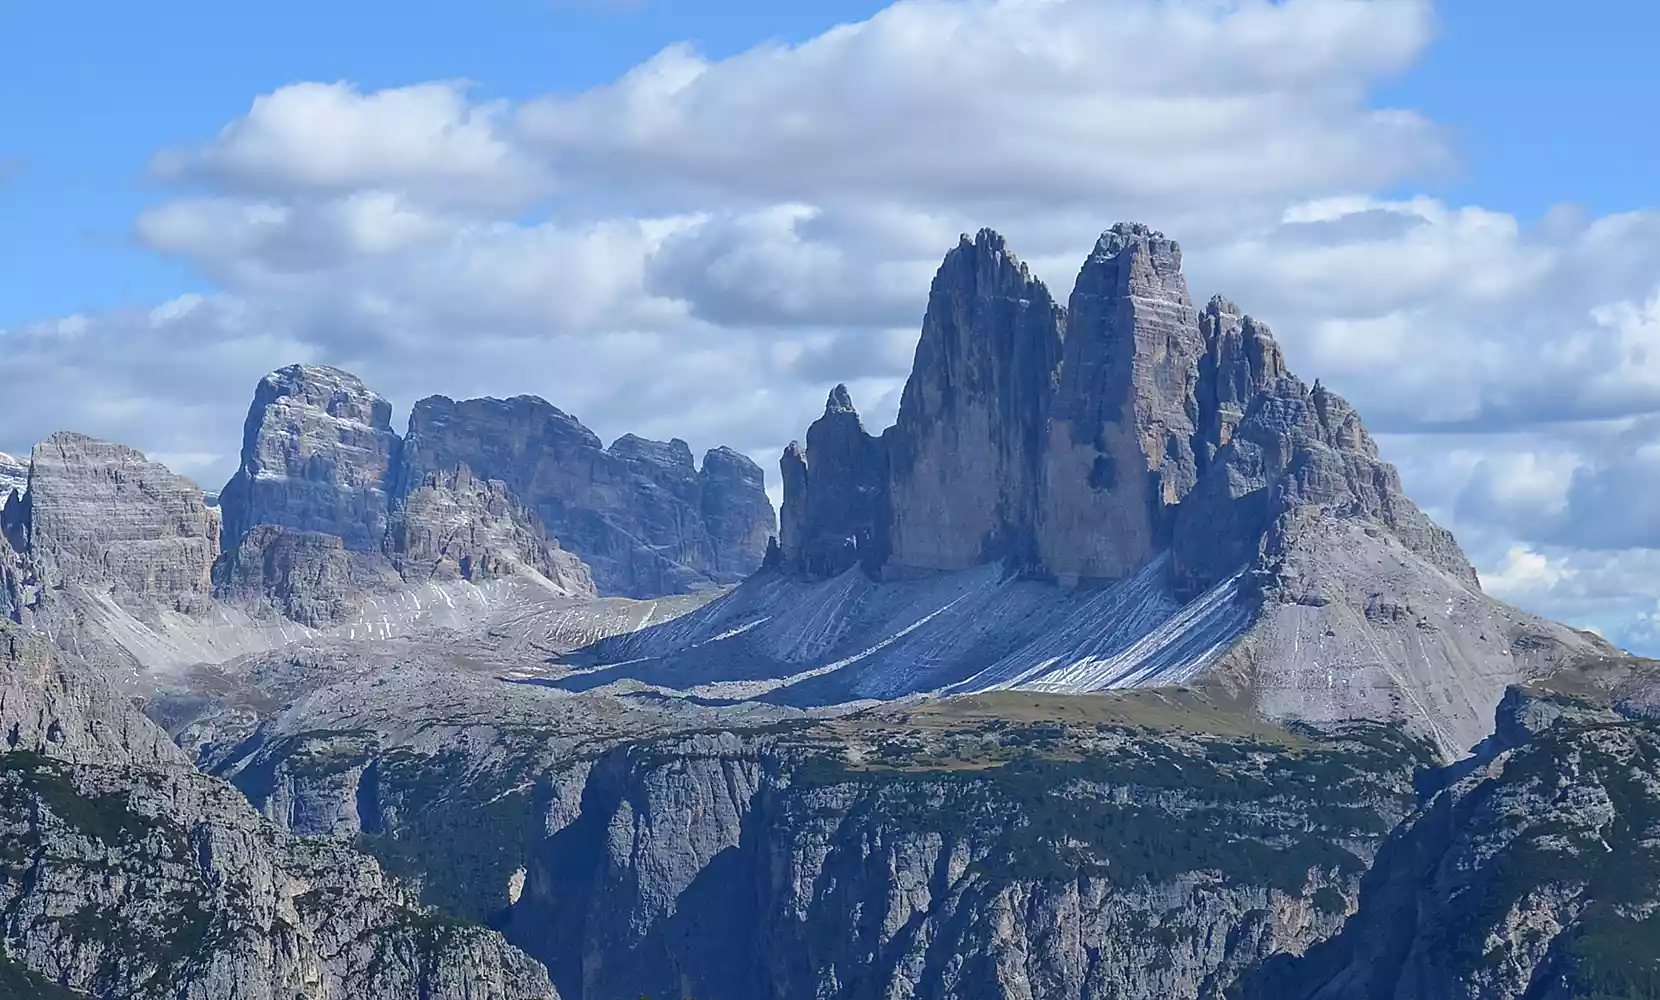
780, 223, 1472, 600
24, 431, 219, 617
219, 363, 402, 553
1234, 682, 1660, 1000
504, 712, 1432, 1000
778, 385, 890, 577
385, 467, 596, 596
700, 445, 777, 579
1192, 296, 1286, 470
1171, 366, 1475, 598
1040, 223, 1206, 584
402, 394, 774, 598
214, 525, 399, 628
885, 229, 1065, 574
0, 618, 558, 1000
208, 363, 771, 617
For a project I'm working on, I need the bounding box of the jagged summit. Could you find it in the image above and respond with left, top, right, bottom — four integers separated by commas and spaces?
730, 223, 1592, 751
205, 371, 776, 607
886, 224, 1064, 574
780, 383, 889, 578
824, 383, 857, 416
779, 221, 1472, 591
404, 393, 774, 596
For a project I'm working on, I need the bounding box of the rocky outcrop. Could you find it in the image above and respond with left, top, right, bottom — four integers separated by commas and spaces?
1192, 297, 1286, 470
778, 385, 890, 577
384, 467, 596, 595
754, 222, 1579, 751
502, 700, 1433, 1000
213, 525, 400, 628
884, 229, 1064, 574
218, 364, 401, 553
779, 224, 1467, 598
1234, 678, 1660, 1000
1040, 223, 1205, 584
402, 394, 775, 597
209, 362, 772, 618
1171, 334, 1474, 597
699, 445, 777, 579
0, 617, 557, 999
22, 431, 220, 618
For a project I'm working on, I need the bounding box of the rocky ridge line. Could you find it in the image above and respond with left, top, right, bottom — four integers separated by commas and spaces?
217, 366, 776, 610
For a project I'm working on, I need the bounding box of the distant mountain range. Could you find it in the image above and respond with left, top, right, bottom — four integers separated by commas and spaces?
0, 223, 1648, 1000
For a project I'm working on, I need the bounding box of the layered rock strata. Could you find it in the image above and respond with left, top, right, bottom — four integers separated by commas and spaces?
883, 229, 1064, 574
22, 431, 219, 618
218, 364, 400, 552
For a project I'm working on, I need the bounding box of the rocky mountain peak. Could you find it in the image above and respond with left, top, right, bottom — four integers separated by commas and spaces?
780, 385, 890, 578
781, 221, 1474, 600
1040, 221, 1205, 583
1195, 298, 1288, 468
885, 227, 1064, 573
824, 383, 858, 416
1086, 221, 1183, 276
259, 363, 393, 427
23, 431, 220, 619
609, 433, 696, 470
220, 363, 402, 552
403, 393, 773, 597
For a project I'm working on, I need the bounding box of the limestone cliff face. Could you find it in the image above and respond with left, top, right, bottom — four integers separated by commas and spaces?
209, 364, 769, 619
0, 618, 557, 999
213, 525, 400, 627
402, 394, 775, 597
1171, 365, 1474, 598
699, 444, 778, 579
384, 467, 596, 595
778, 385, 890, 577
218, 364, 401, 553
884, 229, 1065, 574
1234, 680, 1660, 1000
502, 711, 1431, 1000
780, 223, 1476, 601
24, 431, 220, 618
1193, 297, 1286, 470
1041, 223, 1206, 584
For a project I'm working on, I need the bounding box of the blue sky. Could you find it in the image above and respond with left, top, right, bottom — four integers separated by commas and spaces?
2, 0, 887, 325
5, 1, 1657, 328
2, 0, 1660, 649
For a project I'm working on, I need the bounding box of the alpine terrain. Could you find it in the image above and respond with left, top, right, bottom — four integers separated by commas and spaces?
0, 223, 1650, 1000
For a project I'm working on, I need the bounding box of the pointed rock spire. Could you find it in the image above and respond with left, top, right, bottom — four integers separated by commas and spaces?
779, 385, 890, 578
885, 229, 1064, 573
1195, 296, 1288, 469
825, 383, 857, 416
1038, 221, 1205, 584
